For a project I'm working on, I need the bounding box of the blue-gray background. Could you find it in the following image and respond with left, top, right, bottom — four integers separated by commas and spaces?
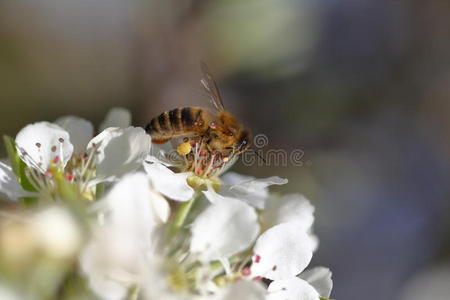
1, 1, 449, 299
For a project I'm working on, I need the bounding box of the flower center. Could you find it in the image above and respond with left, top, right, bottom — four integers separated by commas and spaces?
18, 143, 101, 201
178, 141, 234, 179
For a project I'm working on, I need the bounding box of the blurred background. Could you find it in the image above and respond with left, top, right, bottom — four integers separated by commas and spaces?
1, 0, 449, 299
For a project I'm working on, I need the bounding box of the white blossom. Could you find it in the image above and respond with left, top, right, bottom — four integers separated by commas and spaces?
15, 121, 74, 172
87, 127, 151, 180
0, 162, 35, 201
214, 281, 266, 300
267, 277, 320, 300
250, 222, 315, 281
55, 107, 132, 155
1, 108, 334, 300
32, 206, 83, 259
299, 267, 333, 299
54, 116, 94, 154
260, 194, 314, 230
221, 172, 288, 209
3, 108, 143, 201
144, 157, 194, 202
81, 173, 168, 299
99, 107, 132, 132
260, 194, 319, 251
190, 190, 260, 262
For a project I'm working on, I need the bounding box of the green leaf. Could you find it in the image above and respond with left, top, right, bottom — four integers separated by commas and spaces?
3, 135, 21, 177
3, 135, 36, 192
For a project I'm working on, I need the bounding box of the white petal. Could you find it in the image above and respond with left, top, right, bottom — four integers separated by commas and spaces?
80, 228, 146, 300
251, 222, 314, 280
100, 172, 166, 231
54, 116, 94, 154
143, 159, 194, 202
267, 277, 320, 300
32, 206, 82, 259
190, 191, 260, 262
230, 175, 288, 195
86, 176, 117, 188
99, 107, 131, 131
0, 162, 34, 201
97, 173, 162, 254
261, 194, 315, 231
148, 143, 183, 167
203, 187, 231, 204
215, 280, 266, 300
220, 258, 232, 276
149, 189, 171, 223
81, 173, 167, 298
88, 127, 150, 178
15, 122, 73, 172
221, 172, 288, 209
221, 172, 255, 186
309, 233, 320, 253
229, 175, 288, 194
299, 267, 333, 299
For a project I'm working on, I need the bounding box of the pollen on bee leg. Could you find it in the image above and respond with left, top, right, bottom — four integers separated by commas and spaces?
223, 157, 229, 163
177, 142, 192, 156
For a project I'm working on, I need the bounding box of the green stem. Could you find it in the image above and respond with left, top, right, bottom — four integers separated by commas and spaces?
126, 285, 140, 300
168, 192, 198, 239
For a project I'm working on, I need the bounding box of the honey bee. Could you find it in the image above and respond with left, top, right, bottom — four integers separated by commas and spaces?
145, 63, 252, 159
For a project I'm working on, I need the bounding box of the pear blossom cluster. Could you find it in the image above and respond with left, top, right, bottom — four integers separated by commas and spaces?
0, 108, 333, 300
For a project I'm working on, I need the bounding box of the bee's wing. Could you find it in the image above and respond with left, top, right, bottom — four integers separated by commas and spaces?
200, 62, 225, 112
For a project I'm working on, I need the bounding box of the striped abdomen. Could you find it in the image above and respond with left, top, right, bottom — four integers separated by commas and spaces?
145, 107, 209, 140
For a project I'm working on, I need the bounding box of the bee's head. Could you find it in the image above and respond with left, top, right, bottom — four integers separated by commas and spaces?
235, 130, 252, 154
207, 127, 251, 156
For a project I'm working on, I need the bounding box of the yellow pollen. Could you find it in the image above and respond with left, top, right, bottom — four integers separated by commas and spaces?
177, 142, 192, 156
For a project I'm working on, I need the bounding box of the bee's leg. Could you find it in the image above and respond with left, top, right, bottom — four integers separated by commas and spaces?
201, 137, 214, 154
183, 155, 189, 169
152, 138, 171, 144
205, 143, 213, 153
199, 132, 212, 152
